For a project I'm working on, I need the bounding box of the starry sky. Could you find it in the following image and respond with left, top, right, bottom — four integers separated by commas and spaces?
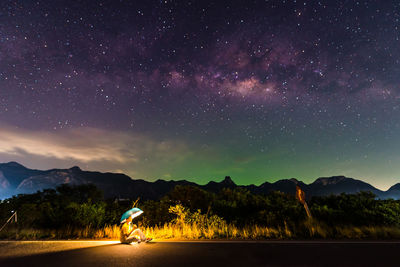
1, 0, 400, 190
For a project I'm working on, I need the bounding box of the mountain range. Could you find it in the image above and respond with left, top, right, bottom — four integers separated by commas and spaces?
0, 161, 399, 200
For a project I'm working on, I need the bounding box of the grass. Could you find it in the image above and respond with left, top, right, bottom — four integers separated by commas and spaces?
141, 222, 285, 240
2, 220, 400, 240
0, 225, 120, 240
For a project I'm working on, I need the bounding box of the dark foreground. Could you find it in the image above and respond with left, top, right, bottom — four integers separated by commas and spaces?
0, 240, 399, 267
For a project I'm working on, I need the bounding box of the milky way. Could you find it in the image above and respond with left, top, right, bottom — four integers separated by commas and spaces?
1, 0, 400, 189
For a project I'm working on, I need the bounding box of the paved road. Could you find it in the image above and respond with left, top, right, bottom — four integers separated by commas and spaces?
0, 240, 399, 266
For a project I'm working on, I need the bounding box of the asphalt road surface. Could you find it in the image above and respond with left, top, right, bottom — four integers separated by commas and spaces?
0, 240, 399, 267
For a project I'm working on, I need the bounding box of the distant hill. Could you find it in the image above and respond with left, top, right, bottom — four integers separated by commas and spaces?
0, 162, 398, 200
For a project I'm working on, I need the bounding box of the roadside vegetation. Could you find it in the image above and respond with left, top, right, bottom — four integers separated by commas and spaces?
1, 184, 400, 240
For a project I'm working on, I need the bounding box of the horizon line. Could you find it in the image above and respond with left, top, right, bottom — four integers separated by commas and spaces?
1, 161, 397, 192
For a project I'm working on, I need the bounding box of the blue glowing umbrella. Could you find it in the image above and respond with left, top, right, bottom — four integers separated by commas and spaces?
120, 208, 143, 224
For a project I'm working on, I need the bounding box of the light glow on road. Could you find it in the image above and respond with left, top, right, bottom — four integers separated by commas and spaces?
0, 240, 121, 259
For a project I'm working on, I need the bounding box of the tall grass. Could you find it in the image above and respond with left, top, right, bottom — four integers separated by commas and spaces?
2, 222, 400, 240
0, 224, 120, 240
140, 222, 285, 240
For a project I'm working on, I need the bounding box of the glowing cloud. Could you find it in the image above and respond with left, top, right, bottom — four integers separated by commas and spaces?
0, 125, 189, 164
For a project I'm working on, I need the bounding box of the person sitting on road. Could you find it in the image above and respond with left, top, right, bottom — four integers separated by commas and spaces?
120, 215, 152, 244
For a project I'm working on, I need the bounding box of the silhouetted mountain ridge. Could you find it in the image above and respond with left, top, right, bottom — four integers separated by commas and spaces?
0, 162, 398, 200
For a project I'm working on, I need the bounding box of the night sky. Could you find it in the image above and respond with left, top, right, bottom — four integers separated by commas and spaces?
1, 0, 400, 190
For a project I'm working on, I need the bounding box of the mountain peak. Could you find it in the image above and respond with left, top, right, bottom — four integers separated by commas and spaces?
388, 183, 400, 191
221, 176, 236, 186
3, 161, 27, 169
314, 176, 347, 186
70, 166, 82, 172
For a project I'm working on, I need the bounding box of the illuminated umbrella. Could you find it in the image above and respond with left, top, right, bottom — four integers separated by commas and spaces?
120, 208, 143, 224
